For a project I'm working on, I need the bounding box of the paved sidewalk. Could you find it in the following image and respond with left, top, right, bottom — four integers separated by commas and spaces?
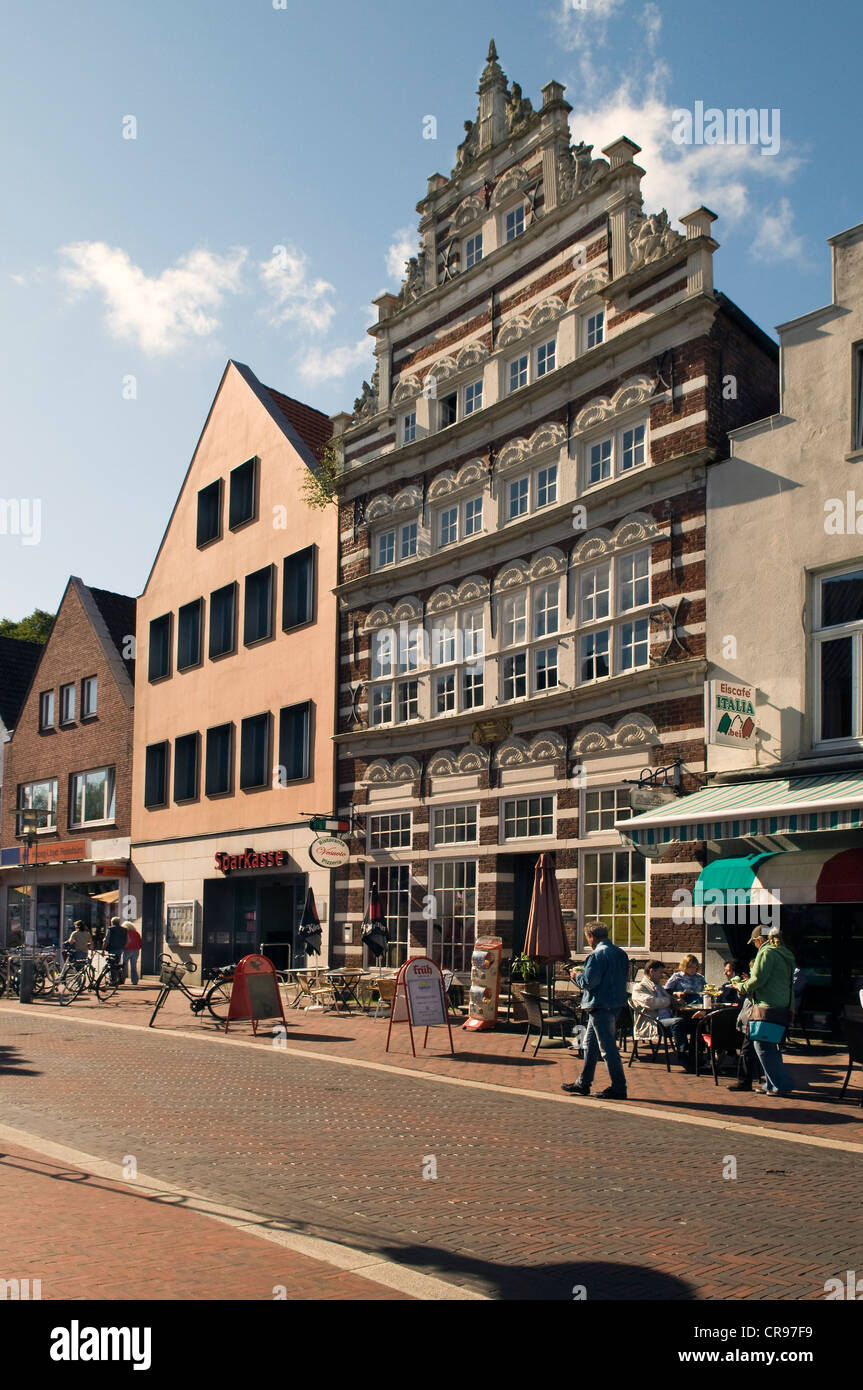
0, 1138, 411, 1301
7, 983, 861, 1150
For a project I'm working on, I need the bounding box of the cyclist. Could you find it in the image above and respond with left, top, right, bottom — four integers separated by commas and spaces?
66, 920, 93, 962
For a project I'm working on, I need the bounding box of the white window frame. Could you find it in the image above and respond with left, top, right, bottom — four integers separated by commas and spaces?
401, 410, 417, 445
812, 563, 863, 746
39, 690, 54, 731
18, 778, 58, 833
70, 765, 116, 828
369, 864, 411, 968
464, 232, 483, 269
60, 682, 76, 724
498, 578, 562, 701
582, 417, 649, 490
501, 795, 556, 841
429, 859, 478, 972
436, 493, 484, 550
582, 308, 605, 350
535, 338, 557, 377
463, 378, 483, 416
502, 203, 525, 242
367, 811, 412, 851
582, 785, 633, 835
576, 548, 651, 685
580, 844, 647, 950
81, 676, 98, 718
431, 804, 479, 847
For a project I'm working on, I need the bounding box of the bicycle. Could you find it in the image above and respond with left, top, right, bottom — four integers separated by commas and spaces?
148, 954, 236, 1027
57, 950, 123, 1006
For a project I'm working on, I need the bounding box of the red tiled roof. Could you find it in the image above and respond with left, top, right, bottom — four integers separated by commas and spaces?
265, 387, 332, 460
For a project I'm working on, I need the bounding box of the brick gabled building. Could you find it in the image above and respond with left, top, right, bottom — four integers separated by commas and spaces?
0, 579, 135, 947
329, 42, 779, 975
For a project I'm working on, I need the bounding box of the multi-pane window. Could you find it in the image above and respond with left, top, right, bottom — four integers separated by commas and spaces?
432, 804, 478, 846
283, 546, 315, 628
536, 339, 556, 376
431, 860, 477, 971
584, 787, 632, 833
462, 609, 485, 709
464, 379, 483, 415
535, 646, 558, 689
398, 627, 422, 673
503, 795, 554, 839
533, 582, 559, 639
536, 465, 557, 508
508, 354, 528, 393
279, 702, 311, 781
60, 683, 75, 724
578, 549, 651, 683
205, 723, 233, 796
244, 566, 274, 644
582, 849, 646, 948
402, 411, 417, 445
397, 680, 418, 722
376, 523, 417, 568
501, 592, 527, 647
431, 622, 456, 666
504, 205, 525, 241
400, 521, 418, 560
502, 652, 527, 700
173, 734, 199, 802
148, 614, 172, 682
196, 479, 222, 547
81, 676, 97, 718
229, 457, 257, 529
507, 476, 529, 519
585, 311, 605, 349
370, 865, 411, 968
464, 496, 483, 536
371, 685, 393, 726
371, 629, 394, 681
71, 766, 116, 825
377, 529, 396, 567
144, 742, 169, 809
18, 779, 57, 832
209, 583, 237, 658
464, 233, 482, 268
815, 566, 863, 742
434, 672, 456, 714
500, 581, 560, 700
368, 812, 411, 850
177, 598, 203, 671
586, 420, 648, 486
440, 392, 458, 427
437, 496, 482, 548
439, 506, 458, 547
240, 713, 270, 790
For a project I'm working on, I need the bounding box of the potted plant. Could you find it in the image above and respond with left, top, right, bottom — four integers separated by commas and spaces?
510, 952, 542, 1020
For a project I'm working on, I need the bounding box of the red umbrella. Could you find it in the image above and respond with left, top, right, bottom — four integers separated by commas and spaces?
523, 853, 569, 965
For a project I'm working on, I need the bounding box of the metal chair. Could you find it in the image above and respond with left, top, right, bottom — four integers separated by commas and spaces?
696, 1007, 743, 1085
840, 1011, 863, 1107
370, 974, 398, 1020
786, 987, 813, 1050
626, 1004, 672, 1072
520, 990, 571, 1058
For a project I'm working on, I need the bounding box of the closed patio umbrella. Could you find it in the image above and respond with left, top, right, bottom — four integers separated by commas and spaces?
297, 887, 322, 957
523, 853, 570, 1000
361, 881, 389, 961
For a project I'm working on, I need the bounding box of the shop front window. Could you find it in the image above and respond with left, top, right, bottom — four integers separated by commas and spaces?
63, 882, 119, 940
6, 885, 33, 944
581, 849, 646, 949
371, 865, 410, 968
430, 860, 477, 972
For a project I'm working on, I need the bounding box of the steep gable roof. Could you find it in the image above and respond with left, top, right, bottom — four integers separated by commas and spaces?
0, 636, 43, 732
264, 387, 332, 460
88, 587, 137, 682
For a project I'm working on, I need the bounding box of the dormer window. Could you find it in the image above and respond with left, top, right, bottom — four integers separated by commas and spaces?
504, 205, 525, 242
464, 233, 483, 268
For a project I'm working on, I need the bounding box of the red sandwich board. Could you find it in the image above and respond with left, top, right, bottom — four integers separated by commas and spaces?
385, 956, 454, 1057
225, 954, 287, 1035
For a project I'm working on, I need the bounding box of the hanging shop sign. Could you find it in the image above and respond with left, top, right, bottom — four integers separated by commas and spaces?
214, 848, 287, 875
386, 956, 454, 1057
706, 680, 757, 747
309, 837, 350, 868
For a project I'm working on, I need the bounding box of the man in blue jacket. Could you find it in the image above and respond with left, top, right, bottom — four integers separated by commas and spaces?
562, 921, 630, 1099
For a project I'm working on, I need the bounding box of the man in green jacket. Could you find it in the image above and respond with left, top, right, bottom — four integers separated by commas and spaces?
740, 927, 795, 1096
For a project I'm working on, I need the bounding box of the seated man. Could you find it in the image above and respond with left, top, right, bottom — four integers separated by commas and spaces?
719, 960, 743, 1004
631, 961, 693, 1072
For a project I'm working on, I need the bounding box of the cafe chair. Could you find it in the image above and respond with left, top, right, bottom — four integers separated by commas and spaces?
371, 974, 398, 1020
786, 989, 813, 1051
520, 991, 571, 1059
840, 1012, 863, 1107
626, 1005, 672, 1072
697, 1007, 743, 1085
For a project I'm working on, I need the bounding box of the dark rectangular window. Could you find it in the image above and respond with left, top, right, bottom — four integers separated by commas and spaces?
282, 546, 315, 630
173, 732, 200, 802
278, 702, 311, 781
205, 723, 234, 797
177, 598, 203, 671
240, 713, 270, 790
144, 742, 169, 809
197, 479, 223, 547
441, 392, 457, 427
244, 566, 274, 645
821, 636, 853, 741
148, 614, 172, 682
39, 690, 55, 730
229, 457, 258, 529
209, 582, 237, 659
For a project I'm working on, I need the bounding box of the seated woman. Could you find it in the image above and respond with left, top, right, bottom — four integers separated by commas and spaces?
664, 954, 707, 1003
631, 961, 693, 1072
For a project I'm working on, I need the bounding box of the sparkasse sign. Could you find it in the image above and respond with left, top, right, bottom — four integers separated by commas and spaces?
706, 679, 757, 746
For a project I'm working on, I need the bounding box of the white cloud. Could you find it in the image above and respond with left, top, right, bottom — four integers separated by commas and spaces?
58, 242, 246, 353
295, 336, 373, 386
386, 227, 419, 283
749, 198, 807, 263
259, 244, 336, 332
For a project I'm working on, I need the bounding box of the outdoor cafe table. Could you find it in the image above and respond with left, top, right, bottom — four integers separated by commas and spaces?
324, 968, 365, 1013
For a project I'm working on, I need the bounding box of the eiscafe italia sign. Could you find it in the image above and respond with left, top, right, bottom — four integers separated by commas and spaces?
706, 680, 757, 747
215, 848, 286, 876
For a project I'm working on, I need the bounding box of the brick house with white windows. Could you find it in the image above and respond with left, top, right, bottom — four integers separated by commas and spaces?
328, 42, 779, 975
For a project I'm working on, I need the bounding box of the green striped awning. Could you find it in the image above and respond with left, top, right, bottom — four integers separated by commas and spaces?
616, 774, 863, 852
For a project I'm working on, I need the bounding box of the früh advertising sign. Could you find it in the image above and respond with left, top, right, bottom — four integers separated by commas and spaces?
706, 679, 757, 747
386, 956, 454, 1057
225, 953, 287, 1035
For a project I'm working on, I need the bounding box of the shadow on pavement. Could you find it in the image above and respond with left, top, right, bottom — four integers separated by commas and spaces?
0, 1043, 41, 1077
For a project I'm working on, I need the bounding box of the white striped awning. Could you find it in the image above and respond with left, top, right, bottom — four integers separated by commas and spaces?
616, 774, 863, 853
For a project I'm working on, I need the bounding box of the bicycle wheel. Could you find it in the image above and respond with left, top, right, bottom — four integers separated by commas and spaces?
59, 968, 87, 1006
0, 968, 7, 999
206, 976, 233, 1021
96, 963, 121, 1001
32, 965, 47, 996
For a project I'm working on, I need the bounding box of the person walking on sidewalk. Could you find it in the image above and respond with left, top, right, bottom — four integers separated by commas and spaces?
738, 925, 796, 1097
105, 917, 128, 987
122, 922, 142, 986
728, 929, 767, 1093
561, 922, 630, 1099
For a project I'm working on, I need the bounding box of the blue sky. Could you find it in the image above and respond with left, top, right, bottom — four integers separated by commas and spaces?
2, 0, 861, 619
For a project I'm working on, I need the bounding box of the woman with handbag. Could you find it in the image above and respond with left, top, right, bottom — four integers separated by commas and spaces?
739, 925, 796, 1097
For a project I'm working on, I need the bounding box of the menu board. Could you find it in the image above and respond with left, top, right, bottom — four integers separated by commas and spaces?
405, 962, 447, 1028
166, 901, 195, 946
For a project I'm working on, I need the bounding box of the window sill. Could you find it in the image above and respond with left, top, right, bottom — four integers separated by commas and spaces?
845, 447, 863, 463
70, 821, 117, 831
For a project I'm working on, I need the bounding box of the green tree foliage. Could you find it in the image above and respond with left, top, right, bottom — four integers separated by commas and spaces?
300, 441, 344, 511
0, 608, 53, 643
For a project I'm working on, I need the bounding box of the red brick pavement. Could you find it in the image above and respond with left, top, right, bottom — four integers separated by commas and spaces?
9, 984, 860, 1150
0, 1139, 410, 1301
